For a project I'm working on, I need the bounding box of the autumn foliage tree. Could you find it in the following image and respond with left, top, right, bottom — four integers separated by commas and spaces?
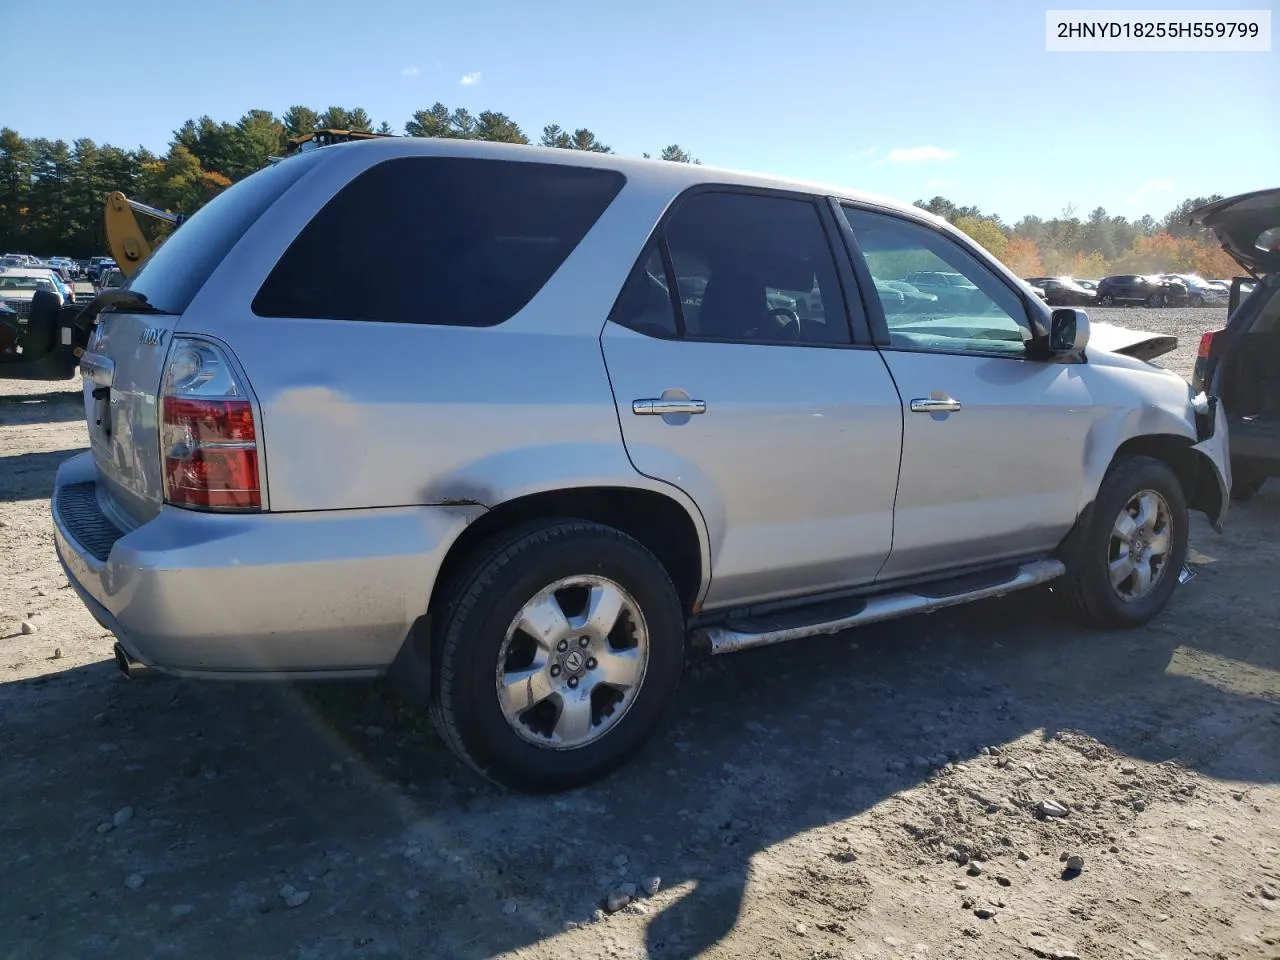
1001, 236, 1043, 276
915, 193, 1240, 282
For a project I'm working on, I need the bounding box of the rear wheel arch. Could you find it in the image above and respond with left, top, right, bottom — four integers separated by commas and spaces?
429, 486, 708, 622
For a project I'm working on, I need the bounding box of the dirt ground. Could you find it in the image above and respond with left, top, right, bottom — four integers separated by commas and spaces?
2, 306, 1278, 960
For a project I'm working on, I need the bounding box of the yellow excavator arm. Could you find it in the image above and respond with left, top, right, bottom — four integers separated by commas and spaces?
104, 192, 183, 279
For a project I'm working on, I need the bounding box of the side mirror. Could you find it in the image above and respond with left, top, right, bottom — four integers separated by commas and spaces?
1050, 307, 1090, 355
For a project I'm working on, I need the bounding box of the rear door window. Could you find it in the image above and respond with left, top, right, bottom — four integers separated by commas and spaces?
252, 157, 626, 326
124, 149, 328, 314
660, 191, 853, 346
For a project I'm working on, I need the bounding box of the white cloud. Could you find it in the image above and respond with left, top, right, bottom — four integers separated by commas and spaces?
401, 66, 420, 77
459, 71, 482, 86
886, 145, 957, 164
849, 147, 878, 162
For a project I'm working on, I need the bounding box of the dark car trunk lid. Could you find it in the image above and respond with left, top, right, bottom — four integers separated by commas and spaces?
1189, 188, 1280, 276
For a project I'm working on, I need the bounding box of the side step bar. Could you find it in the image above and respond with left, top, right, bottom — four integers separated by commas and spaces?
692, 558, 1066, 655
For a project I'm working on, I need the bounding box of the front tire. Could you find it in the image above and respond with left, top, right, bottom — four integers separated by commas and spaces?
1056, 456, 1189, 629
429, 519, 686, 792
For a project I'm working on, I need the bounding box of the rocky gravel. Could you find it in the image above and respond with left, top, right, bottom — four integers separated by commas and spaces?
4, 306, 1280, 959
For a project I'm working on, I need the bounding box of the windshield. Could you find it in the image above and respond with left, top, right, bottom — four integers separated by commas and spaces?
0, 276, 53, 291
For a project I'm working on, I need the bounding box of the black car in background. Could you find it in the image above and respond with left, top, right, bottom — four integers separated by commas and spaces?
1024, 276, 1097, 306
1095, 274, 1188, 307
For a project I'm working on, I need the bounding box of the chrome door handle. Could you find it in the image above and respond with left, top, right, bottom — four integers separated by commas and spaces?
633, 399, 707, 416
910, 397, 961, 413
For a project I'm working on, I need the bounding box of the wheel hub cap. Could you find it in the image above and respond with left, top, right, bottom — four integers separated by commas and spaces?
1108, 488, 1174, 602
495, 576, 650, 750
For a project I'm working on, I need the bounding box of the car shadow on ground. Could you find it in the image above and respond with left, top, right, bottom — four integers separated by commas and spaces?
0, 448, 85, 502
2, 533, 1278, 959
0, 389, 84, 426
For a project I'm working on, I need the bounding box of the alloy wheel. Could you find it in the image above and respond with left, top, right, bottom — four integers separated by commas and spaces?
495, 575, 650, 750
1107, 489, 1174, 602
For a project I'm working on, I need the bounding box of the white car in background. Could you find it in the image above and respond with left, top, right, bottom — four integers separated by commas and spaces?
0, 269, 65, 318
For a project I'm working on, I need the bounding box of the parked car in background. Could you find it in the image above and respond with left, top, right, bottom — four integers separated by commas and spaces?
0, 269, 64, 317
0, 297, 18, 355
95, 268, 126, 292
1157, 273, 1229, 307
1096, 274, 1187, 307
1, 265, 74, 302
1024, 276, 1097, 306
873, 279, 935, 312
1190, 188, 1280, 500
51, 139, 1230, 791
87, 257, 117, 283
1023, 281, 1049, 303
903, 270, 977, 294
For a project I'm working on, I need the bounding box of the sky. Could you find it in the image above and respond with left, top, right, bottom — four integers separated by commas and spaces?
5, 0, 1277, 223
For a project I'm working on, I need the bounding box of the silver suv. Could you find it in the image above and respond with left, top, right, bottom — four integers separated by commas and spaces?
53, 139, 1230, 791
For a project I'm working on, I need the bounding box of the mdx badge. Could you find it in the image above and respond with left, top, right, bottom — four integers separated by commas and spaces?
139, 327, 166, 346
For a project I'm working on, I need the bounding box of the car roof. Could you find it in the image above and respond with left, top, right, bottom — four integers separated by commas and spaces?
306, 136, 948, 228
0, 267, 54, 277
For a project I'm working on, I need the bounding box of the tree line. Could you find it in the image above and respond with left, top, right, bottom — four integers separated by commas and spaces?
915, 195, 1238, 279
0, 104, 699, 259
0, 103, 1239, 278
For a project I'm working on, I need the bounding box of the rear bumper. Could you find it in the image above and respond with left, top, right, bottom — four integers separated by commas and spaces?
1225, 417, 1280, 470
51, 451, 483, 679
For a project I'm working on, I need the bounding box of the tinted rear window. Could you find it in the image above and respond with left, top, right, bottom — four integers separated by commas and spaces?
124, 150, 327, 314
251, 156, 626, 326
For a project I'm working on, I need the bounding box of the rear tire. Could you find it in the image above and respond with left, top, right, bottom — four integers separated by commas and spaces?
429, 519, 686, 792
1056, 456, 1189, 629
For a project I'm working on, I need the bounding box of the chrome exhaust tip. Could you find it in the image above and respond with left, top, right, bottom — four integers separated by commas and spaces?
113, 642, 147, 679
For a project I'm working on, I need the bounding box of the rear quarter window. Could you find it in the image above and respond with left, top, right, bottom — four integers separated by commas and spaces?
124, 150, 327, 315
251, 156, 626, 327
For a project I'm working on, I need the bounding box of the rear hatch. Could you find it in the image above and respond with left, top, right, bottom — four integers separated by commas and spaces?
80, 150, 327, 527
82, 308, 181, 525
1189, 188, 1280, 275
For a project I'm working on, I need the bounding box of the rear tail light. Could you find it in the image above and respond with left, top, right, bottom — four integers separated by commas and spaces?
1197, 327, 1224, 360
160, 338, 261, 511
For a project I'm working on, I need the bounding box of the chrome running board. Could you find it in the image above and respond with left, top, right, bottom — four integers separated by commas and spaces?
693, 558, 1066, 655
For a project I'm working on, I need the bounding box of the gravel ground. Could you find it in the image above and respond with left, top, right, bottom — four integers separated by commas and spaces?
4, 306, 1280, 960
